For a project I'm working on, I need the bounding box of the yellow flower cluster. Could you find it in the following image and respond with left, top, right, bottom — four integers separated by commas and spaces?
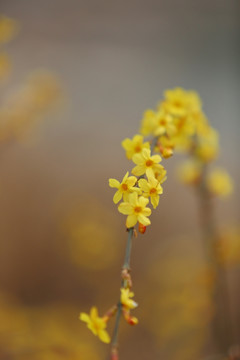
109, 136, 167, 230
0, 70, 61, 142
147, 87, 234, 198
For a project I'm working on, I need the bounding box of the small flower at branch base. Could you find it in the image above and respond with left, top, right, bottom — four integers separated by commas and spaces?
118, 192, 151, 228
138, 222, 146, 234
138, 176, 163, 209
79, 307, 110, 343
122, 308, 138, 325
121, 134, 150, 160
206, 168, 233, 197
120, 288, 138, 310
132, 148, 162, 178
178, 160, 202, 185
109, 171, 140, 204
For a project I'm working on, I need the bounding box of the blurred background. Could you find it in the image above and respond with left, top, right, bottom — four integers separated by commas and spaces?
0, 0, 239, 359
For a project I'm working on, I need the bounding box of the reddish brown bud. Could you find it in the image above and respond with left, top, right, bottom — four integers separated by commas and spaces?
138, 223, 146, 234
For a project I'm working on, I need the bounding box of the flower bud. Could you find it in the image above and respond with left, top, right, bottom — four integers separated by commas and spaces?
138, 222, 146, 234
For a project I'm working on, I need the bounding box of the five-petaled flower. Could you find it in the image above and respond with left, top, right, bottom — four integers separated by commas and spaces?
138, 175, 163, 209
122, 134, 150, 160
132, 148, 162, 178
109, 171, 140, 203
80, 307, 110, 343
118, 192, 151, 228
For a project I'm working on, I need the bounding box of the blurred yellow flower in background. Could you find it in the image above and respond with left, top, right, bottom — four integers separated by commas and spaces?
62, 198, 119, 270
0, 15, 18, 44
0, 70, 62, 143
177, 159, 202, 185
162, 87, 201, 116
206, 168, 233, 197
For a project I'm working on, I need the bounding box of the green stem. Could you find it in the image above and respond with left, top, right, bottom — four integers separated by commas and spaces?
110, 227, 134, 357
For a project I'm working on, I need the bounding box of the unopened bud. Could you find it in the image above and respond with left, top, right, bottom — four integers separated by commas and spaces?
138, 223, 146, 234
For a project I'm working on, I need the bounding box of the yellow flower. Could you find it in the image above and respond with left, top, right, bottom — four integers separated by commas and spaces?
162, 87, 201, 117
153, 110, 176, 137
178, 160, 202, 185
80, 307, 110, 344
138, 176, 163, 209
122, 134, 150, 160
157, 135, 175, 159
154, 167, 167, 184
118, 192, 151, 228
140, 109, 156, 136
206, 168, 233, 197
195, 126, 219, 163
0, 15, 18, 44
109, 171, 140, 203
132, 148, 162, 178
121, 288, 138, 310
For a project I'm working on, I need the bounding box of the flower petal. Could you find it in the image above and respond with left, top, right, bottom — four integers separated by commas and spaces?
138, 179, 149, 193
138, 196, 149, 207
126, 214, 138, 228
109, 178, 120, 188
142, 207, 151, 216
151, 154, 162, 163
132, 134, 143, 143
98, 329, 111, 344
113, 190, 122, 204
126, 176, 137, 187
132, 153, 144, 165
122, 171, 129, 183
128, 192, 138, 205
151, 195, 159, 209
79, 312, 90, 323
121, 138, 131, 150
137, 214, 151, 226
90, 307, 98, 319
132, 165, 146, 176
142, 148, 151, 160
118, 202, 133, 215
146, 168, 154, 178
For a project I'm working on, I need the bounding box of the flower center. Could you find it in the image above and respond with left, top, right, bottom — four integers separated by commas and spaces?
146, 159, 153, 167
150, 188, 157, 194
121, 183, 128, 191
134, 145, 142, 153
134, 206, 142, 213
159, 119, 166, 126
174, 100, 182, 108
